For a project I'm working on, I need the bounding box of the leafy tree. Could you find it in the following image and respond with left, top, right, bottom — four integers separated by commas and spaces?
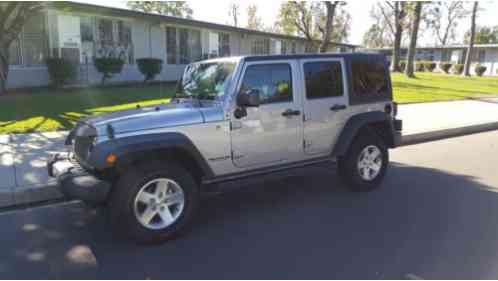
0, 2, 44, 95
246, 4, 264, 31
405, 2, 423, 78
370, 1, 409, 72
463, 1, 478, 76
426, 2, 468, 46
127, 1, 193, 18
362, 23, 392, 48
275, 1, 348, 52
464, 26, 498, 44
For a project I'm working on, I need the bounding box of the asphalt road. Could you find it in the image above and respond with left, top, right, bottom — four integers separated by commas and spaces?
1, 131, 498, 279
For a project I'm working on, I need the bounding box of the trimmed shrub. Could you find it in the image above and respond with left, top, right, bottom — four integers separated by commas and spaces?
136, 58, 163, 82
424, 62, 437, 72
415, 61, 425, 72
399, 61, 407, 72
453, 64, 464, 75
440, 62, 453, 74
94, 57, 125, 84
45, 58, 77, 87
474, 65, 487, 77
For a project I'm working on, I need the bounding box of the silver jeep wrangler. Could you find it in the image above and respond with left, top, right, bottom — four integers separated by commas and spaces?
48, 53, 402, 243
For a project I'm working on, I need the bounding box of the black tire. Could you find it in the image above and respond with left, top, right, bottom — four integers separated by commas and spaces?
338, 129, 389, 192
108, 161, 200, 244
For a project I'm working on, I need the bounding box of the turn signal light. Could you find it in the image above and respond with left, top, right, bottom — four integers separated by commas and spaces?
106, 154, 117, 164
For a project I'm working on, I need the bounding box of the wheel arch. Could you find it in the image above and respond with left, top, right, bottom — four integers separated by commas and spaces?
332, 111, 395, 158
91, 132, 214, 184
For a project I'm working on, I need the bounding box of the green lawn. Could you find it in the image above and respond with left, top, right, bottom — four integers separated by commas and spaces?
0, 84, 175, 134
1, 72, 497, 134
392, 72, 498, 103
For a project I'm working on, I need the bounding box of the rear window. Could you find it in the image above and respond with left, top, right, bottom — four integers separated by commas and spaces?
304, 61, 343, 99
350, 58, 391, 104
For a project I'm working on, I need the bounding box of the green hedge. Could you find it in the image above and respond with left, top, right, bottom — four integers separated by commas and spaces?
453, 64, 464, 75
424, 62, 437, 72
94, 57, 125, 84
415, 61, 425, 72
475, 65, 487, 77
399, 61, 407, 72
45, 58, 77, 87
136, 58, 163, 82
440, 62, 453, 74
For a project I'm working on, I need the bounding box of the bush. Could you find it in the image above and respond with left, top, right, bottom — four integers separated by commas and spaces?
440, 62, 453, 74
415, 61, 425, 72
474, 65, 487, 77
399, 61, 406, 72
453, 64, 464, 75
94, 57, 125, 84
136, 58, 163, 82
424, 62, 437, 72
45, 58, 77, 87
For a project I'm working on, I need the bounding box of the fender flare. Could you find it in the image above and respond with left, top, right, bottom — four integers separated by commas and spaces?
331, 111, 394, 157
88, 132, 214, 178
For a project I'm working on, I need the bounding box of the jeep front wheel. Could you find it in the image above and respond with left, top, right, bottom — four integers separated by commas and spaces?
109, 161, 199, 244
338, 131, 388, 192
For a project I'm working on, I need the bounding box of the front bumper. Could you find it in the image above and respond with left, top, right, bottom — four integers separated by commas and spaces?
47, 154, 111, 204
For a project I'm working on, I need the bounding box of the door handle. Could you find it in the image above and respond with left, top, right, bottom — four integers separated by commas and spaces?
282, 109, 301, 117
330, 104, 347, 111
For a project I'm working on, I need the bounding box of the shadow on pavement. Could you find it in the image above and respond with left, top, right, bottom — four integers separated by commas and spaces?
1, 162, 498, 279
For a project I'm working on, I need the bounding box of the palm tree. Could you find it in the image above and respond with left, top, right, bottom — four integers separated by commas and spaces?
463, 1, 478, 77
405, 2, 423, 78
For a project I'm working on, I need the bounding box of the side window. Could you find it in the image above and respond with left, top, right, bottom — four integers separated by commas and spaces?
350, 58, 390, 103
304, 61, 343, 99
240, 64, 293, 104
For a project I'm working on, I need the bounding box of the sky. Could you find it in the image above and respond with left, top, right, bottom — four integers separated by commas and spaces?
75, 0, 498, 46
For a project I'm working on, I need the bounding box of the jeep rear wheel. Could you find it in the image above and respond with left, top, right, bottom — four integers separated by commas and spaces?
109, 161, 199, 244
338, 130, 388, 192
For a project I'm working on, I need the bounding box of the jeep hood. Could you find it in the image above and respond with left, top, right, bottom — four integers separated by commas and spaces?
82, 102, 205, 135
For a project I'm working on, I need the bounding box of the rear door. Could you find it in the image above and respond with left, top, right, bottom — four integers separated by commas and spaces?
230, 60, 303, 168
300, 58, 349, 155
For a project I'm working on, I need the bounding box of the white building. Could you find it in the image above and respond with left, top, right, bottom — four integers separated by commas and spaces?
6, 2, 357, 89
368, 44, 498, 76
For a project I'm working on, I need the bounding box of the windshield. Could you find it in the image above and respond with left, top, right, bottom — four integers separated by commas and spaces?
176, 62, 237, 101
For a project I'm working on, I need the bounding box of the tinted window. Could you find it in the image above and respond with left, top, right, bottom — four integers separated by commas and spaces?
351, 59, 390, 103
240, 64, 293, 104
304, 61, 343, 99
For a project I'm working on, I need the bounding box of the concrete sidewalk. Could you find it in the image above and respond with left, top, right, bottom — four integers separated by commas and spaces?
1, 98, 498, 208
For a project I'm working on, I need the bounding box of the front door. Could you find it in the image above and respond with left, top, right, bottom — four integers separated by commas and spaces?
230, 61, 303, 168
301, 58, 349, 155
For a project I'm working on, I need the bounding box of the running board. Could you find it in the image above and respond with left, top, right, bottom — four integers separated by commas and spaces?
202, 156, 337, 186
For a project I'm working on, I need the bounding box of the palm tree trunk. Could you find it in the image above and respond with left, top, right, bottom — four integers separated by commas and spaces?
463, 1, 478, 77
392, 2, 403, 72
0, 42, 10, 95
405, 2, 422, 78
319, 2, 338, 53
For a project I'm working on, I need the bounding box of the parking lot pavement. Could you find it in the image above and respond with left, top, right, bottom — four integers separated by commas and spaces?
0, 130, 498, 279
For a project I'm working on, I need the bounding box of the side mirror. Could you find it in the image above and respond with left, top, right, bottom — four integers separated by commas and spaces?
237, 89, 261, 107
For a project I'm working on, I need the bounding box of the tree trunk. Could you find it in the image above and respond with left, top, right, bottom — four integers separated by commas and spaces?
0, 42, 10, 95
391, 2, 403, 72
319, 2, 338, 53
463, 1, 478, 77
405, 2, 422, 78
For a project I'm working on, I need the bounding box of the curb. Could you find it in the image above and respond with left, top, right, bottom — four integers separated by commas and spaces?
401, 121, 498, 146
